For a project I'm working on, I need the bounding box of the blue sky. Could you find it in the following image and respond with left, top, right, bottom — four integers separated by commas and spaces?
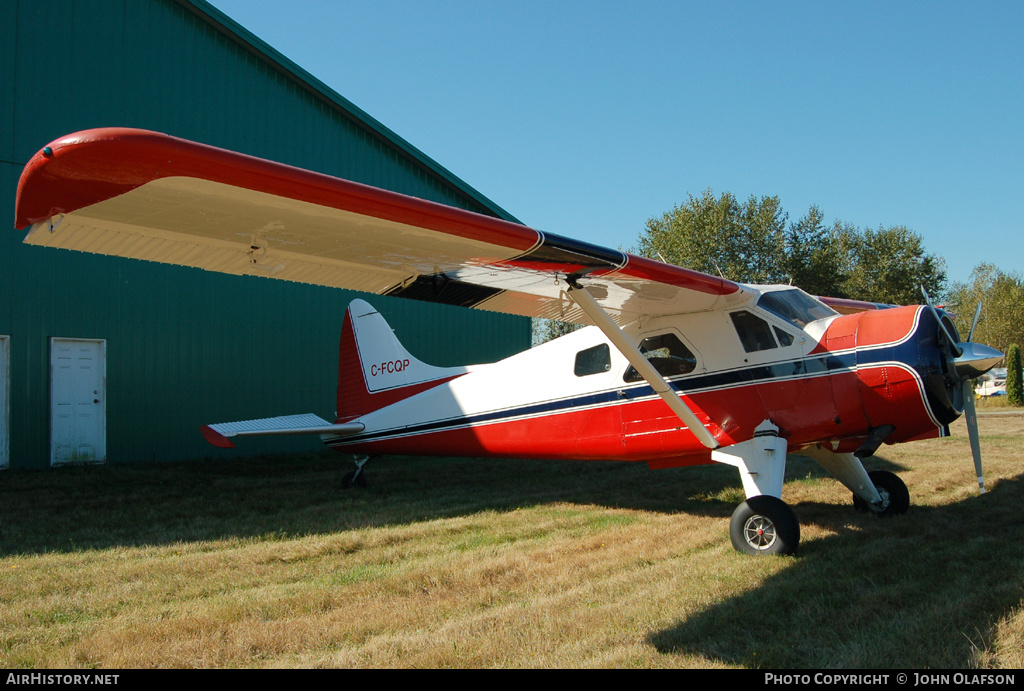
209, 0, 1022, 290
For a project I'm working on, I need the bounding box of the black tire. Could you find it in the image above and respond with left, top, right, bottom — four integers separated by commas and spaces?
341, 469, 367, 490
852, 470, 909, 516
730, 495, 800, 556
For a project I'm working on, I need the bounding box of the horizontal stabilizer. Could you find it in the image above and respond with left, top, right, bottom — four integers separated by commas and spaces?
201, 413, 365, 448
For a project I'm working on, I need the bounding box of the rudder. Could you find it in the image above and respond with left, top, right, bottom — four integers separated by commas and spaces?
336, 300, 468, 420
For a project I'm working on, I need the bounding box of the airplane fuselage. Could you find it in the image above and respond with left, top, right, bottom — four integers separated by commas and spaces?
326, 287, 956, 467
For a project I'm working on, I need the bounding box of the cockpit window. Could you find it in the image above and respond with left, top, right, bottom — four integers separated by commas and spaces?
574, 343, 611, 377
623, 333, 697, 383
730, 311, 777, 352
757, 289, 837, 329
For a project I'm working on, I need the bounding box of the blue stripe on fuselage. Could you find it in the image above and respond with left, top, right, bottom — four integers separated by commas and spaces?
327, 350, 863, 447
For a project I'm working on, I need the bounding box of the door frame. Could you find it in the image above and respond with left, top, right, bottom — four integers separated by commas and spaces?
0, 335, 8, 470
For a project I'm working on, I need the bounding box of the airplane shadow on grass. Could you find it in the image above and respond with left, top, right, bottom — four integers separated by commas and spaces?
649, 469, 1024, 668
4, 450, 1022, 669
0, 450, 753, 555
0, 450, 910, 557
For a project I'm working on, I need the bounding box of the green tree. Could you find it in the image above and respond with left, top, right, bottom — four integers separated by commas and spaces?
947, 264, 1024, 356
636, 189, 789, 284
1006, 344, 1023, 406
532, 318, 582, 346
636, 191, 946, 305
838, 225, 946, 305
783, 206, 848, 297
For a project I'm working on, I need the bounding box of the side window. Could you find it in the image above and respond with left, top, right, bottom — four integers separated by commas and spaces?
623, 333, 697, 383
773, 326, 795, 347
574, 343, 611, 377
730, 311, 777, 352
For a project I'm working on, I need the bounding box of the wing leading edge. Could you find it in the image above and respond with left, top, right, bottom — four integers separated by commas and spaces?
16, 128, 745, 324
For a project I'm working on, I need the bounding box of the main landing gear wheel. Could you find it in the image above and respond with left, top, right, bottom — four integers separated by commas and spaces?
730, 495, 800, 556
852, 469, 909, 516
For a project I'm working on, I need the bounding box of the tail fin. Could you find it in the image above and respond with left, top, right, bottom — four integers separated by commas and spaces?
337, 299, 468, 420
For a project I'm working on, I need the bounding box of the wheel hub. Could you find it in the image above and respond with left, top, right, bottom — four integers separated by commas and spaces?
876, 486, 891, 511
743, 515, 777, 550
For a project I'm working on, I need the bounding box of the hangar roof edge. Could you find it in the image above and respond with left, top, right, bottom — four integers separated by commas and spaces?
174, 0, 522, 224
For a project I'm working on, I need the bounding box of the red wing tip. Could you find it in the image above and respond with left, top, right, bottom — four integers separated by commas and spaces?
201, 425, 235, 449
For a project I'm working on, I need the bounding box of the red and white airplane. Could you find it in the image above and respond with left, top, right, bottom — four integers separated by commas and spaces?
16, 129, 1003, 555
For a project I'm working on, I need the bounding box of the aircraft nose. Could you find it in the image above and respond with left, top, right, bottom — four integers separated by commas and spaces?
954, 342, 1004, 380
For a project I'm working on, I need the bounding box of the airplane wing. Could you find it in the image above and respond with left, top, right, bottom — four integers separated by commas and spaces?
818, 296, 892, 315
15, 128, 746, 326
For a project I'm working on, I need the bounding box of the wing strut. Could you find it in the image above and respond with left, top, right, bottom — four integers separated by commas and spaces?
566, 282, 719, 449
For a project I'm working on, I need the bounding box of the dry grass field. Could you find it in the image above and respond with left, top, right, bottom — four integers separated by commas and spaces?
1, 410, 1023, 668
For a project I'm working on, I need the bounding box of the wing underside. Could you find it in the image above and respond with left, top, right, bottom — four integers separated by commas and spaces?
16, 128, 745, 325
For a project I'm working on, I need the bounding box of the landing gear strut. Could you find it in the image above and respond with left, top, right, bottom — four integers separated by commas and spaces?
713, 421, 800, 556
341, 455, 370, 489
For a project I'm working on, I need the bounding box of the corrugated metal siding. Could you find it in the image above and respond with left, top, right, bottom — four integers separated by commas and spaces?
2, 0, 532, 469
10, 0, 509, 214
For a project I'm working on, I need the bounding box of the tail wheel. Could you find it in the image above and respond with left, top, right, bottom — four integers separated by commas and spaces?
341, 469, 367, 489
853, 469, 909, 515
341, 455, 370, 490
730, 495, 800, 556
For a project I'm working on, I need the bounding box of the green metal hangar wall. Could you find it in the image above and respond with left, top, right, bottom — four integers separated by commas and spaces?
1, 0, 532, 470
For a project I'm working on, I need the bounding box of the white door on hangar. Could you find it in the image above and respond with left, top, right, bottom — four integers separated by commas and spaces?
1, 336, 8, 470
50, 338, 107, 466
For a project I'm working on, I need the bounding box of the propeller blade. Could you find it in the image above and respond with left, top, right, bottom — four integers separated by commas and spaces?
967, 301, 983, 343
920, 286, 963, 357
962, 380, 985, 494
920, 291, 1000, 495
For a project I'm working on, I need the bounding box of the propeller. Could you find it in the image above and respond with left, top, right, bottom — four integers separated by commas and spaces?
967, 301, 983, 343
920, 287, 1003, 494
962, 382, 983, 493
921, 287, 963, 357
